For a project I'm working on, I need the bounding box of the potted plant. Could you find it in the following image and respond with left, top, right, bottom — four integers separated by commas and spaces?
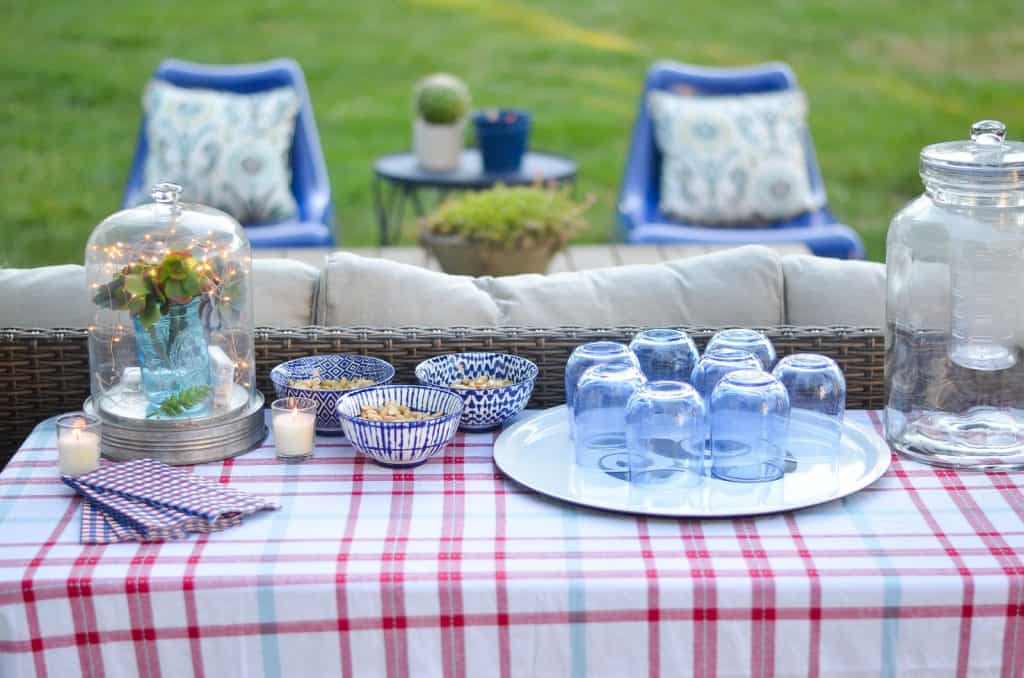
474, 109, 532, 174
413, 73, 471, 172
420, 185, 590, 276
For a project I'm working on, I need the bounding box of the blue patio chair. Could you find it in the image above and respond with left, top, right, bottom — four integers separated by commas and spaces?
124, 58, 336, 248
617, 61, 864, 259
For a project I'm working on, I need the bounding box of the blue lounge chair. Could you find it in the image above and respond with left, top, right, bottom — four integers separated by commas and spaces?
617, 61, 864, 259
124, 58, 336, 248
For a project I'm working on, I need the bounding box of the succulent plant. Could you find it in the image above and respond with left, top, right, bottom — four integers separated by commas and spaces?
422, 185, 592, 244
415, 73, 471, 125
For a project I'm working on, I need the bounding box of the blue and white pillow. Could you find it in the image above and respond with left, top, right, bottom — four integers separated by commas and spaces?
141, 80, 300, 224
648, 88, 821, 225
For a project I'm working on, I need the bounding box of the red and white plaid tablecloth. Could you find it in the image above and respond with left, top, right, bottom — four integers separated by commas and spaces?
1, 410, 1023, 678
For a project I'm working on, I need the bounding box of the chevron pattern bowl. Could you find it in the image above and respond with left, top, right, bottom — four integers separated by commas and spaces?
270, 355, 396, 434
415, 353, 538, 431
336, 385, 464, 467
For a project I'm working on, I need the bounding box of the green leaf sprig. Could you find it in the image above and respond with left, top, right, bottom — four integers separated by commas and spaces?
147, 385, 211, 418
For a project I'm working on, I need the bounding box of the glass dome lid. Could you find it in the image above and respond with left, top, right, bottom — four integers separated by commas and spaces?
85, 183, 255, 424
920, 120, 1024, 203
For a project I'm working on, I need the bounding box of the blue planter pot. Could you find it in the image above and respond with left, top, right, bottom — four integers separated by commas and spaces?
133, 298, 211, 416
474, 109, 532, 174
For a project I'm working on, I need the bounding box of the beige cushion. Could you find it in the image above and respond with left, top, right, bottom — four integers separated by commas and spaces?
317, 252, 501, 327
317, 245, 784, 328
0, 265, 91, 328
483, 245, 784, 326
782, 254, 885, 326
252, 259, 319, 327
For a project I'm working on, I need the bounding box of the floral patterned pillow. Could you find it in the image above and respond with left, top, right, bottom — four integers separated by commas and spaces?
141, 81, 300, 224
648, 88, 821, 225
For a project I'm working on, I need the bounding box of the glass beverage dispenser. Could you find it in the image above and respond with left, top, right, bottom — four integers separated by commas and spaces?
886, 121, 1024, 469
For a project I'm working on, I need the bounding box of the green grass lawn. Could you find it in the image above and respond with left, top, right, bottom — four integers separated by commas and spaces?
2, 0, 1021, 266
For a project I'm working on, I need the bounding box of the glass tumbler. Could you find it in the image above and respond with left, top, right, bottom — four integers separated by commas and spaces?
710, 370, 790, 483
629, 328, 700, 383
772, 354, 846, 461
706, 328, 777, 370
573, 361, 647, 471
690, 348, 763, 402
565, 342, 639, 441
626, 381, 706, 488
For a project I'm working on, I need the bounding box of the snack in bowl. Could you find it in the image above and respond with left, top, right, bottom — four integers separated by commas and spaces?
415, 352, 538, 431
337, 385, 464, 467
270, 355, 395, 434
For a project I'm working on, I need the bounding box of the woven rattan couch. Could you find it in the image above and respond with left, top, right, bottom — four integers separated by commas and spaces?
0, 325, 883, 467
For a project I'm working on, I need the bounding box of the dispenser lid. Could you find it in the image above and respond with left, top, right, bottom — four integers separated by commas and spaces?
920, 120, 1024, 192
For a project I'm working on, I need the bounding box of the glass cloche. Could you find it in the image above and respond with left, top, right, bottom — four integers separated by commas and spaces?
886, 120, 1024, 470
85, 183, 256, 425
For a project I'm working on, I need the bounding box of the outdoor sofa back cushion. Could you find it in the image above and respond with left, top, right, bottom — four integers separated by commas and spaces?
781, 254, 885, 327
0, 259, 319, 329
141, 81, 300, 224
318, 246, 784, 328
648, 88, 821, 224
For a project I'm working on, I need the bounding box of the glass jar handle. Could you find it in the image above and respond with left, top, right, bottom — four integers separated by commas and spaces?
970, 120, 1006, 145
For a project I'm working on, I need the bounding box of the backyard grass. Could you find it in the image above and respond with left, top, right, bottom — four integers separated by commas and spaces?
2, 0, 1022, 266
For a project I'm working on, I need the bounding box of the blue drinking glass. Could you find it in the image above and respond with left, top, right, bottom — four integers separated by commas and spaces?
626, 381, 706, 488
573, 361, 646, 471
629, 328, 700, 383
565, 342, 639, 441
690, 348, 763, 402
706, 328, 777, 370
709, 370, 790, 483
772, 354, 846, 461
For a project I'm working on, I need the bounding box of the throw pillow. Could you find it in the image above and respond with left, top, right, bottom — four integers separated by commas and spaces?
141, 80, 300, 224
648, 88, 821, 225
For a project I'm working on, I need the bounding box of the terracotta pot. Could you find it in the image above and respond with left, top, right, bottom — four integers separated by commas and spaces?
413, 118, 465, 172
420, 231, 564, 277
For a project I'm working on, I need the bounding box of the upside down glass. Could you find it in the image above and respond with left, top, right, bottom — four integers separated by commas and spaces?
690, 348, 763, 402
706, 328, 777, 370
573, 361, 646, 472
565, 342, 639, 442
710, 370, 789, 483
629, 328, 700, 383
772, 354, 846, 460
626, 381, 705, 488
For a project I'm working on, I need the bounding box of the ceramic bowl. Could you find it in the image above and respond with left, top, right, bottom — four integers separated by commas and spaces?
270, 355, 395, 434
415, 352, 538, 431
336, 385, 464, 467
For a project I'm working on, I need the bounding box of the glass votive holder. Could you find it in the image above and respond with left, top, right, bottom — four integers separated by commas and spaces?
55, 412, 102, 477
629, 328, 700, 383
772, 354, 846, 461
706, 328, 777, 370
573, 361, 646, 471
690, 347, 763, 402
626, 381, 706, 488
710, 370, 789, 483
272, 397, 317, 462
565, 341, 639, 441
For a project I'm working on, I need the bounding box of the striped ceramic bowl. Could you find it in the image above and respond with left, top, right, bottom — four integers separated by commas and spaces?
415, 352, 538, 431
336, 385, 464, 467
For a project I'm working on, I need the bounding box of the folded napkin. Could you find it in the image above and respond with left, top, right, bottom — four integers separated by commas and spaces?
64, 459, 279, 543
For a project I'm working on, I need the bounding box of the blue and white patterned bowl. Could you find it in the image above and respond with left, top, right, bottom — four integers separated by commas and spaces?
336, 385, 464, 467
270, 355, 396, 434
415, 352, 538, 431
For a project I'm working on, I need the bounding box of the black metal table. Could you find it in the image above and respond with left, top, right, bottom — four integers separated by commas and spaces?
372, 149, 578, 245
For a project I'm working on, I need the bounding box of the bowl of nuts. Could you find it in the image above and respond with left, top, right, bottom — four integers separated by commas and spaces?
270, 355, 396, 434
415, 352, 538, 431
336, 385, 465, 467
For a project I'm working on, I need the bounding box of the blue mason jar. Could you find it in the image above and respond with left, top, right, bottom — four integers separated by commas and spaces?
133, 298, 211, 415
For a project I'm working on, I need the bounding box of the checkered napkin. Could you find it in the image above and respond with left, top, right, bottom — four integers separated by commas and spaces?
63, 459, 279, 543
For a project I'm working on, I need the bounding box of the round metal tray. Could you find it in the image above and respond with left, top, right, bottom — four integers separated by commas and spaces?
84, 392, 267, 465
494, 406, 891, 518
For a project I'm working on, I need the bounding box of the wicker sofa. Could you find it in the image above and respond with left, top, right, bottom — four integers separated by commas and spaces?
0, 246, 886, 465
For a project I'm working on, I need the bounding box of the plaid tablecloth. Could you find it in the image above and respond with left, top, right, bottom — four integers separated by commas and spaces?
1, 410, 1022, 678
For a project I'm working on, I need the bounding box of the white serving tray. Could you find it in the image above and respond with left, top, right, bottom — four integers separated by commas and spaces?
494, 406, 891, 518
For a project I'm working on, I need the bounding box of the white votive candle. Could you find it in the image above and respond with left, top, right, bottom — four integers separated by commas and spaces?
55, 413, 101, 477
272, 397, 317, 462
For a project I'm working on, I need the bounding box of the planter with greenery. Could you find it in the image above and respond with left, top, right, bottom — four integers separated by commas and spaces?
413, 73, 471, 172
420, 185, 590, 276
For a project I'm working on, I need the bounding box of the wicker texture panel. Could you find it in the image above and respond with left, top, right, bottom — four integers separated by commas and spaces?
0, 326, 883, 468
